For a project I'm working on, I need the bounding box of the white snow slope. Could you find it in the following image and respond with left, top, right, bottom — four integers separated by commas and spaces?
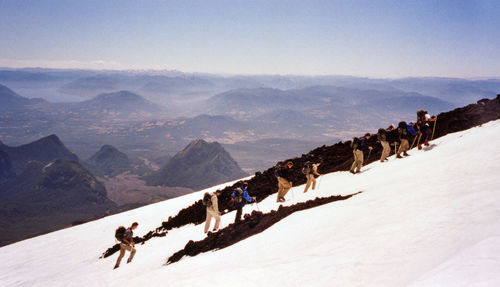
1, 120, 500, 287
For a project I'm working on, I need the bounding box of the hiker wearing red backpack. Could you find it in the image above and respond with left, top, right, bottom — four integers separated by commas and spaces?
114, 222, 138, 269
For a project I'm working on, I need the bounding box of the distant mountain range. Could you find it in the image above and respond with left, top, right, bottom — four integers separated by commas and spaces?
146, 139, 248, 190
206, 86, 454, 122
1, 68, 499, 173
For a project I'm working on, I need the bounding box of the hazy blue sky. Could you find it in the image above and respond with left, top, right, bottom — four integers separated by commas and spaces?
1, 0, 499, 78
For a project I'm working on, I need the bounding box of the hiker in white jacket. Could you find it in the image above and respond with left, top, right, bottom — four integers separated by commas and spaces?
204, 190, 221, 233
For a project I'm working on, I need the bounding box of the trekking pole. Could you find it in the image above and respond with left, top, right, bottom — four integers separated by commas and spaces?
431, 116, 438, 140
254, 200, 260, 211
410, 134, 420, 149
394, 142, 398, 156
364, 149, 372, 165
316, 175, 323, 191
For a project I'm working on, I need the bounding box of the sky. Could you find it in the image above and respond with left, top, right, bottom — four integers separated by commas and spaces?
0, 0, 499, 78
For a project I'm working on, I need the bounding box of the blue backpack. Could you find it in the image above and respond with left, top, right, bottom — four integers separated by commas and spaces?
233, 188, 244, 203
407, 123, 417, 136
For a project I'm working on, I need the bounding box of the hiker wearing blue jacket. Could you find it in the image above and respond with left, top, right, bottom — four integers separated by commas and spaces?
231, 182, 255, 223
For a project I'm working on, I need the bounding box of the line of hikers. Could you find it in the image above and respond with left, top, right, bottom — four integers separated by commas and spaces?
350, 109, 437, 174
113, 109, 436, 269
202, 181, 257, 233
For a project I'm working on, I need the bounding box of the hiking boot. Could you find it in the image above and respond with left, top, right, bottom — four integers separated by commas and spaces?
396, 154, 403, 159
403, 152, 409, 156
349, 170, 355, 174
114, 265, 119, 269
279, 196, 285, 202
418, 144, 422, 150
424, 141, 429, 146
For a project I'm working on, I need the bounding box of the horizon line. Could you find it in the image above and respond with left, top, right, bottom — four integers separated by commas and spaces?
0, 66, 499, 81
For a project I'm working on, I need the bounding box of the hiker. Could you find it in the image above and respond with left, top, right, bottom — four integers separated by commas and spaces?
396, 121, 411, 158
275, 161, 294, 202
377, 126, 391, 162
303, 161, 321, 193
386, 124, 399, 157
416, 110, 437, 149
231, 182, 255, 223
203, 190, 221, 233
349, 133, 373, 174
114, 222, 138, 269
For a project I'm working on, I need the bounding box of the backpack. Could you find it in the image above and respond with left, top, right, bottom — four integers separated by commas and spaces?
301, 161, 312, 175
115, 226, 126, 242
233, 188, 244, 203
407, 123, 417, 136
377, 128, 387, 142
350, 137, 361, 149
417, 110, 427, 123
274, 165, 281, 178
202, 192, 212, 207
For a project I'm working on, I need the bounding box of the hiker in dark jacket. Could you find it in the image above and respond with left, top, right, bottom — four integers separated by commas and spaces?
350, 133, 372, 174
378, 126, 391, 162
204, 190, 221, 233
396, 122, 411, 158
114, 222, 138, 269
231, 182, 255, 223
386, 124, 399, 156
276, 161, 294, 202
416, 110, 436, 150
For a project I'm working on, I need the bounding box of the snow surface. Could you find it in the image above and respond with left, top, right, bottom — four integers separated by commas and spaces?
1, 120, 500, 287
